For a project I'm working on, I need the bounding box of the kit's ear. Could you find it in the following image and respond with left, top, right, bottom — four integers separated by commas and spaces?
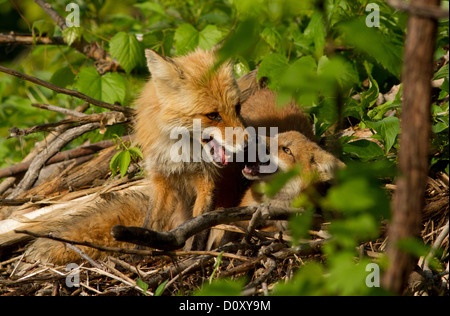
145, 49, 184, 82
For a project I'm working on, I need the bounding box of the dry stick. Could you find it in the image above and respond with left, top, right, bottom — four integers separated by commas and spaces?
0, 65, 134, 115
382, 0, 441, 294
8, 123, 101, 199
31, 103, 89, 117
145, 242, 248, 289
0, 33, 65, 45
7, 111, 128, 139
0, 136, 131, 179
111, 206, 303, 251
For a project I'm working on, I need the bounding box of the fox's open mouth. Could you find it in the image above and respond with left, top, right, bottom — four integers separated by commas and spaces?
203, 136, 230, 167
242, 159, 273, 179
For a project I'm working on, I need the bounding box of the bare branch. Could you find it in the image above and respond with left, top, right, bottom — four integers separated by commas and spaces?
7, 111, 129, 139
0, 33, 65, 45
33, 0, 67, 30
0, 136, 131, 180
31, 103, 88, 117
111, 206, 304, 251
0, 65, 134, 115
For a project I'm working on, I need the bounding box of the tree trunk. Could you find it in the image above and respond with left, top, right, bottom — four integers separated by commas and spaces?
382, 0, 441, 294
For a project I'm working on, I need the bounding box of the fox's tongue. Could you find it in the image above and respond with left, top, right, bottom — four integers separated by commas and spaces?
243, 164, 259, 176
211, 139, 228, 166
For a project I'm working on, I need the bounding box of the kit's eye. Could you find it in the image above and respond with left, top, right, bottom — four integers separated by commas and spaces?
206, 112, 222, 122
283, 146, 292, 155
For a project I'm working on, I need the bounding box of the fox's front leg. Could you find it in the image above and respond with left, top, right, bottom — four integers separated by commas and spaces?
192, 177, 216, 217
191, 177, 216, 250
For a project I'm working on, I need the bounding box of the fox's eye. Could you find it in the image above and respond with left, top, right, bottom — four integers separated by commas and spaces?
206, 112, 222, 122
283, 147, 292, 155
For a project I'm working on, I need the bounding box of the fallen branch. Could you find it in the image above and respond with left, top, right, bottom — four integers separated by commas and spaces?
0, 136, 131, 179
0, 65, 134, 115
8, 123, 102, 198
111, 206, 304, 251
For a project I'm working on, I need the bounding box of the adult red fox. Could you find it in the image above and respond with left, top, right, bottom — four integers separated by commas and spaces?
25, 48, 248, 264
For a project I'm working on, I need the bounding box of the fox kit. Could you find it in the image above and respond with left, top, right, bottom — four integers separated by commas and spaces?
24, 48, 247, 264
239, 88, 344, 232
207, 87, 344, 248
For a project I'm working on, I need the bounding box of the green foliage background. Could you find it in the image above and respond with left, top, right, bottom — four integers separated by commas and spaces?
0, 0, 448, 295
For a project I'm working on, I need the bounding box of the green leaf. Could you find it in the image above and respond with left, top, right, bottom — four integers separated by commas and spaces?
289, 209, 314, 242
272, 262, 326, 296
50, 66, 75, 88
128, 147, 143, 161
304, 11, 326, 59
119, 150, 131, 178
257, 53, 289, 89
175, 24, 223, 55
76, 67, 126, 104
365, 116, 400, 153
32, 20, 54, 38
337, 18, 403, 78
342, 139, 385, 161
134, 2, 167, 17
62, 26, 83, 46
397, 238, 433, 260
257, 166, 301, 198
199, 25, 223, 50
110, 32, 145, 74
434, 63, 449, 80
174, 23, 199, 55
217, 18, 260, 64
109, 151, 123, 177
154, 279, 168, 296
326, 253, 373, 295
136, 278, 150, 296
360, 62, 380, 111
194, 278, 245, 296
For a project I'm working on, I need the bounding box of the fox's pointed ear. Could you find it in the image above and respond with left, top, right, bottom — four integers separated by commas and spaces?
145, 49, 184, 81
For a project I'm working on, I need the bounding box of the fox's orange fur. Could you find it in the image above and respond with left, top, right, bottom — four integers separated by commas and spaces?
25, 48, 247, 264
207, 87, 344, 247
239, 89, 345, 232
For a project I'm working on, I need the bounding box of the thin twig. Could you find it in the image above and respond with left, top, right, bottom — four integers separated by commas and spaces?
7, 111, 128, 139
0, 65, 134, 114
0, 33, 65, 45
31, 103, 88, 117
